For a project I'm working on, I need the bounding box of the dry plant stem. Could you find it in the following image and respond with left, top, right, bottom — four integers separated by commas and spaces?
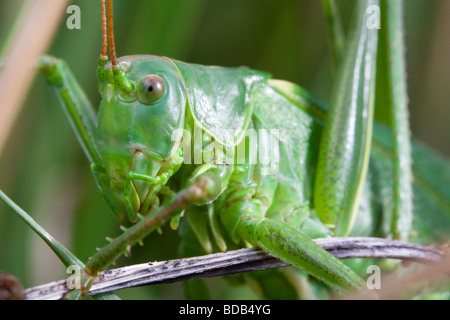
23, 237, 444, 300
0, 0, 70, 156
342, 246, 450, 300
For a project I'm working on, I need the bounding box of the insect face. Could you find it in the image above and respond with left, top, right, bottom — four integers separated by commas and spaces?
96, 55, 187, 216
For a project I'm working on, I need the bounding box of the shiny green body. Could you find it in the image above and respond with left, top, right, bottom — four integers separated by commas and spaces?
95, 55, 365, 291
39, 53, 450, 297
35, 0, 450, 298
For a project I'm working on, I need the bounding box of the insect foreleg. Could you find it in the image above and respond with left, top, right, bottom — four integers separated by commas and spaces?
74, 172, 221, 295
38, 56, 102, 166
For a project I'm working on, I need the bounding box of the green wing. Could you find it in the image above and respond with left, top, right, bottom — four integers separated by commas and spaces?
174, 60, 270, 146
252, 79, 450, 243
250, 79, 325, 210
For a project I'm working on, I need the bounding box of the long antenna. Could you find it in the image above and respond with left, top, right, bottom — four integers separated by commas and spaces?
104, 0, 135, 96
107, 0, 118, 67
100, 0, 108, 59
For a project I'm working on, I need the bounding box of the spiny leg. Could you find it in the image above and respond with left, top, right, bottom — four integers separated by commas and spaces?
219, 164, 365, 293
314, 0, 379, 236
231, 201, 365, 293
380, 0, 413, 241
74, 172, 222, 296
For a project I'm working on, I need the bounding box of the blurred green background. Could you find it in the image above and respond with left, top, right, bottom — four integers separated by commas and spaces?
0, 0, 449, 299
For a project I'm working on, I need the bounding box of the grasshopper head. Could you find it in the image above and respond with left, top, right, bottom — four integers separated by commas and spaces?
96, 55, 187, 221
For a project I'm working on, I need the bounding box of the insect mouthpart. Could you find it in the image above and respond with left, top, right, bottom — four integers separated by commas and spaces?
129, 145, 165, 163
126, 146, 183, 218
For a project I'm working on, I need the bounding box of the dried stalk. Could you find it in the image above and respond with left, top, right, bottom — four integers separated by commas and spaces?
0, 0, 70, 155
23, 237, 444, 300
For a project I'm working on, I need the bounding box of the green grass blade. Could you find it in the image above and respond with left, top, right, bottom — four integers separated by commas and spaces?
0, 189, 121, 300
321, 0, 346, 70
379, 0, 413, 241
0, 189, 83, 268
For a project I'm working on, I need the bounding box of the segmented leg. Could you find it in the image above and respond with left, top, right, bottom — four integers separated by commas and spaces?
76, 172, 222, 295
39, 56, 102, 166
314, 0, 379, 237
219, 162, 365, 293
237, 210, 365, 292
381, 0, 413, 241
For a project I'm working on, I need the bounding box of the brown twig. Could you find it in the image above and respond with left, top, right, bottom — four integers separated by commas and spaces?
23, 237, 445, 300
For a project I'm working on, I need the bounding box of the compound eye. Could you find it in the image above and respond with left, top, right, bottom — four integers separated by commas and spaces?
137, 74, 166, 105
